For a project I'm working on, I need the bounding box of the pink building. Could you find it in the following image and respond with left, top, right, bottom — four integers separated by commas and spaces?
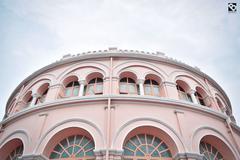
0, 48, 239, 160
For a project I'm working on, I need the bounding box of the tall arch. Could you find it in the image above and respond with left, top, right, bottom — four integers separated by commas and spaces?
192, 126, 239, 159
112, 118, 185, 154
43, 127, 95, 160
0, 138, 23, 160
122, 126, 175, 159
34, 118, 104, 155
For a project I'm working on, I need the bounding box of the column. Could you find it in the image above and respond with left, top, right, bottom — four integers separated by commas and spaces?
78, 80, 86, 96
30, 93, 41, 107
137, 79, 144, 95
189, 90, 198, 104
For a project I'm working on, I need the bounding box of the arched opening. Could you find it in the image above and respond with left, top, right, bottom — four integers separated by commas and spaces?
36, 83, 49, 104
144, 74, 162, 97
60, 76, 79, 98
122, 126, 177, 160
44, 127, 95, 160
176, 80, 192, 102
119, 71, 138, 95
0, 138, 24, 160
22, 91, 33, 108
215, 97, 225, 113
85, 72, 103, 95
199, 135, 235, 160
195, 87, 210, 107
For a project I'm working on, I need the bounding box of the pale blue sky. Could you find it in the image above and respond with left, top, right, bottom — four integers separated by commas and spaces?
0, 0, 240, 123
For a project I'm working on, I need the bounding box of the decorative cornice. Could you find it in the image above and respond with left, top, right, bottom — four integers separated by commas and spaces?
5, 49, 232, 114
1, 95, 231, 127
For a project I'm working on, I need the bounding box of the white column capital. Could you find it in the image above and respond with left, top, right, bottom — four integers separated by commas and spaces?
137, 79, 145, 84
188, 89, 196, 95
78, 80, 86, 85
31, 93, 41, 98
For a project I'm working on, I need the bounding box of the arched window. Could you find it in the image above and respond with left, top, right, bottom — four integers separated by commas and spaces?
144, 79, 160, 96
200, 142, 223, 160
86, 78, 103, 95
49, 135, 95, 160
36, 83, 49, 104
176, 85, 192, 102
23, 91, 33, 108
123, 134, 172, 160
119, 77, 137, 94
195, 92, 205, 106
7, 144, 23, 160
64, 81, 80, 97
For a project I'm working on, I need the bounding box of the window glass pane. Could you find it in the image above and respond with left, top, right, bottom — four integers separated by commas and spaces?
128, 78, 135, 83
76, 150, 84, 157
144, 86, 151, 95
131, 136, 140, 146
88, 85, 95, 95
153, 86, 159, 96
89, 78, 96, 84
120, 78, 127, 82
144, 79, 150, 84
147, 145, 154, 154
136, 149, 144, 156
139, 145, 147, 154
65, 88, 72, 97
158, 142, 167, 151
152, 80, 159, 85
86, 150, 94, 156
73, 87, 79, 96
153, 137, 161, 147
161, 150, 172, 157
126, 141, 137, 150
50, 152, 60, 159
120, 84, 127, 93
66, 82, 73, 87
73, 146, 81, 154
151, 150, 159, 157
61, 151, 69, 158
96, 84, 103, 93
60, 139, 68, 148
146, 135, 153, 144
80, 137, 88, 146
73, 81, 80, 86
54, 144, 63, 153
129, 84, 136, 94
123, 148, 134, 156
138, 134, 145, 144
75, 135, 82, 144
97, 78, 103, 83
67, 146, 73, 155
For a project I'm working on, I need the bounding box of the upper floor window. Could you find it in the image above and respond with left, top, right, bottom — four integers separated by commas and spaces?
36, 83, 49, 104
144, 79, 160, 96
86, 78, 103, 95
119, 77, 137, 94
195, 92, 205, 106
65, 81, 80, 97
176, 85, 192, 102
22, 91, 33, 108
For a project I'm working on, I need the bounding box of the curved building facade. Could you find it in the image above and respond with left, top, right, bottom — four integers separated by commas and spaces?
0, 48, 240, 160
